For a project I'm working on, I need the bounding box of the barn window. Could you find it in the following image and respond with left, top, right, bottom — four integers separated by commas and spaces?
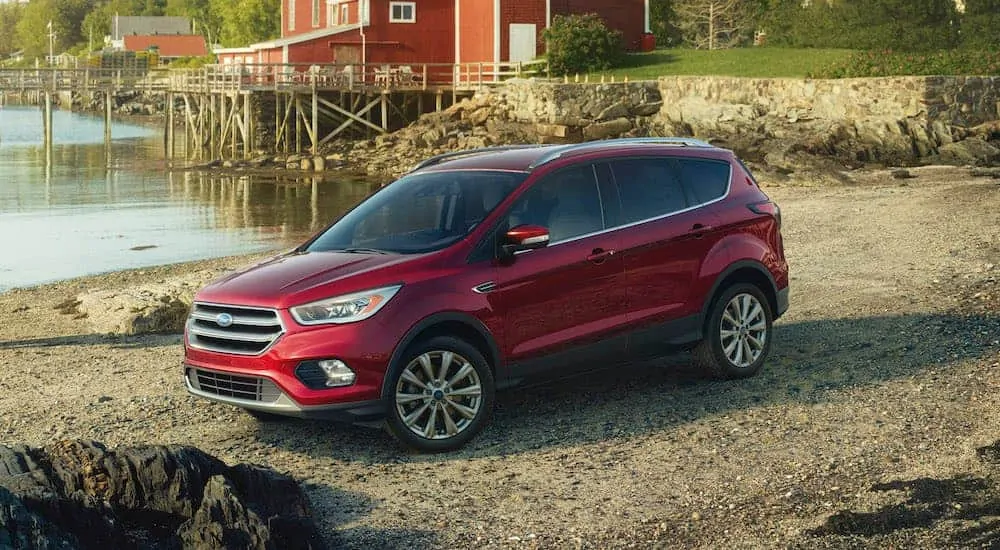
288, 0, 296, 30
389, 1, 415, 23
312, 0, 320, 27
326, 0, 337, 26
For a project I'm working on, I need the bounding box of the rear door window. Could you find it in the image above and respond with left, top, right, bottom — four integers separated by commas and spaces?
608, 158, 689, 225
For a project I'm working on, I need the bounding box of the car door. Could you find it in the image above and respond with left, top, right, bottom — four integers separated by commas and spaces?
606, 155, 730, 359
494, 163, 627, 377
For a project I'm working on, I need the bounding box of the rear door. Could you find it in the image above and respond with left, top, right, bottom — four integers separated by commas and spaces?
606, 155, 732, 358
494, 163, 627, 375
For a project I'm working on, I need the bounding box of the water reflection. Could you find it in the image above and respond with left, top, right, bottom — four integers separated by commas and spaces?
166, 171, 377, 244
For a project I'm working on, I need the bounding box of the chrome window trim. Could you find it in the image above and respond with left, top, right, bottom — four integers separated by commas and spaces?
186, 301, 287, 357
514, 158, 733, 254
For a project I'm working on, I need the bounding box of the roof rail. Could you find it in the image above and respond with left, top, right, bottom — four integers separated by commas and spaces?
527, 137, 716, 169
409, 144, 549, 172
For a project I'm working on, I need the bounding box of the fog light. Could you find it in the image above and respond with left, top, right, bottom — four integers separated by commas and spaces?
318, 359, 356, 387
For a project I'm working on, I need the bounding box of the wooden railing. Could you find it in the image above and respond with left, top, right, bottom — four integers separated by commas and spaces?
168, 60, 549, 93
0, 68, 169, 92
0, 60, 549, 94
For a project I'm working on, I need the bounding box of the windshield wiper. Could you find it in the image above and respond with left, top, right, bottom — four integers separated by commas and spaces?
336, 247, 392, 255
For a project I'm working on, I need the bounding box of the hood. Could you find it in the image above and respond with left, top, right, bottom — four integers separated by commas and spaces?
195, 250, 423, 308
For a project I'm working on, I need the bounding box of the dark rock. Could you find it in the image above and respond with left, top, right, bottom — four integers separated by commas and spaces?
936, 138, 1000, 166
583, 117, 633, 140
892, 169, 917, 179
0, 440, 325, 550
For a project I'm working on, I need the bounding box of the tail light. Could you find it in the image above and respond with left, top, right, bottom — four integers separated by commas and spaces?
748, 200, 781, 229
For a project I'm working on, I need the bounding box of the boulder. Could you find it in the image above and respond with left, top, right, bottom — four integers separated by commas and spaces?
299, 157, 314, 171
583, 117, 633, 140
596, 102, 629, 121
72, 269, 229, 335
936, 138, 1000, 166
0, 440, 324, 550
312, 156, 326, 172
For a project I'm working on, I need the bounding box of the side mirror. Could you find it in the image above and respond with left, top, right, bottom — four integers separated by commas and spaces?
501, 224, 550, 257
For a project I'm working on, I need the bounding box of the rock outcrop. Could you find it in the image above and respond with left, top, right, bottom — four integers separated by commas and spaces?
0, 440, 324, 549
295, 76, 1000, 181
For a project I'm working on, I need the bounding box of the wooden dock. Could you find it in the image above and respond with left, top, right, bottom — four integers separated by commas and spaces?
0, 61, 547, 160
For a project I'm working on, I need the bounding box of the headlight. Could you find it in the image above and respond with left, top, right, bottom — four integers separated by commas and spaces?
289, 285, 402, 325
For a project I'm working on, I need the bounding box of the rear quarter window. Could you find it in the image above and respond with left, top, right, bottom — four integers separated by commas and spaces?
677, 158, 731, 205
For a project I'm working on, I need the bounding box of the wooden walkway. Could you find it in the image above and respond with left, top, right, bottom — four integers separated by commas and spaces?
0, 61, 546, 94
0, 61, 548, 161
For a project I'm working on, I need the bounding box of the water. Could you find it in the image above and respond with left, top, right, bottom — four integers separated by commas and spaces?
0, 105, 378, 292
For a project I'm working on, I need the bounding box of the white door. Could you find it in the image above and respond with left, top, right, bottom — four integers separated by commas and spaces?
509, 23, 537, 63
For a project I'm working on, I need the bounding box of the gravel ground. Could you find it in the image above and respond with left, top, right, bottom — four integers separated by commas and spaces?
1, 165, 999, 549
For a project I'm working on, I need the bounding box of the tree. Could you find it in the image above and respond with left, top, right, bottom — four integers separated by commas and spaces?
167, 0, 221, 47
16, 0, 96, 60
210, 0, 280, 47
672, 0, 751, 49
542, 13, 623, 76
649, 0, 682, 48
0, 2, 25, 58
962, 0, 1000, 49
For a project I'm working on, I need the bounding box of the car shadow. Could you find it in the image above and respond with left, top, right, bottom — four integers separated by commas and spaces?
253, 311, 1000, 464
300, 482, 437, 549
0, 333, 180, 350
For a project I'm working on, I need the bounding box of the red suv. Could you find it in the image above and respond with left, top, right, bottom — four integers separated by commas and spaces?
183, 138, 789, 452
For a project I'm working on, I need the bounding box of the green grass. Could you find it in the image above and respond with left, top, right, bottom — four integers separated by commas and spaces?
580, 47, 857, 80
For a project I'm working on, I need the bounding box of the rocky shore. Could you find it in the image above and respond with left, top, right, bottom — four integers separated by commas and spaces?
179, 76, 1000, 186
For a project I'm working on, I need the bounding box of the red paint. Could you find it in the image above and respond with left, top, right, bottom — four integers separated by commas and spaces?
551, 0, 646, 51
458, 0, 494, 63
500, 0, 546, 62
123, 34, 207, 58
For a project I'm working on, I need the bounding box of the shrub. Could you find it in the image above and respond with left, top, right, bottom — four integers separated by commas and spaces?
542, 13, 623, 76
810, 49, 1000, 78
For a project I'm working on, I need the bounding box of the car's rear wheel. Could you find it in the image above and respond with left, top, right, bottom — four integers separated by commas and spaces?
694, 283, 773, 379
384, 336, 495, 452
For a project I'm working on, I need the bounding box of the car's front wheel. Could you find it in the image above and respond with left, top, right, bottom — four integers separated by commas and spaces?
384, 336, 495, 452
694, 283, 773, 379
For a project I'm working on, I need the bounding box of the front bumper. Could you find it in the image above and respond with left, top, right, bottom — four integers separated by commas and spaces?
184, 366, 385, 424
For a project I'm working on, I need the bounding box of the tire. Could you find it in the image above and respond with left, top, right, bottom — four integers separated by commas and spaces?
383, 336, 496, 453
693, 283, 774, 379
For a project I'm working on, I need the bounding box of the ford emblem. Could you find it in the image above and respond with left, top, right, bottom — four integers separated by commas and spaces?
215, 313, 234, 328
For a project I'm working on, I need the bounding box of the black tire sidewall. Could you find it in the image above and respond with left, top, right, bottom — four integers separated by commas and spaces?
706, 283, 773, 379
383, 335, 496, 453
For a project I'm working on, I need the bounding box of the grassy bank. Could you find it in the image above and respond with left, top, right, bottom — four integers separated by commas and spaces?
584, 47, 856, 79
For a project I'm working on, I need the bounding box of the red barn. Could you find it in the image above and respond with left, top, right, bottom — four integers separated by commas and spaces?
123, 34, 208, 61
216, 0, 649, 72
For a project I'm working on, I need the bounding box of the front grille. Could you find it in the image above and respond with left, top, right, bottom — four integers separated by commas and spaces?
188, 368, 281, 403
187, 302, 283, 355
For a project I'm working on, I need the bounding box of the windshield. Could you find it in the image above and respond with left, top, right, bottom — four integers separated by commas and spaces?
306, 170, 526, 254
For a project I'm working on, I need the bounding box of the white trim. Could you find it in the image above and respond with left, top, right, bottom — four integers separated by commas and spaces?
389, 1, 416, 23
213, 46, 255, 54
644, 0, 650, 32
312, 0, 321, 27
493, 0, 500, 64
288, 0, 296, 31
282, 44, 288, 63
251, 23, 361, 48
545, 0, 551, 28
454, 0, 461, 64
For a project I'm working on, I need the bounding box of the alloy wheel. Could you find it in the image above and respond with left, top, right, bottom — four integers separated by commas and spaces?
394, 350, 483, 440
720, 293, 768, 368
